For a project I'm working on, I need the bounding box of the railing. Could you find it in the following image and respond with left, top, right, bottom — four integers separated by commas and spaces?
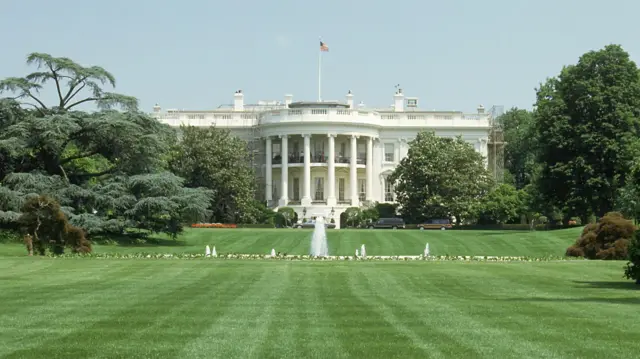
154, 108, 490, 129
271, 154, 366, 164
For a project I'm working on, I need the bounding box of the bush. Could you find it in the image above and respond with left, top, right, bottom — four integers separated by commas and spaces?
624, 230, 640, 283
566, 212, 634, 260
0, 229, 21, 243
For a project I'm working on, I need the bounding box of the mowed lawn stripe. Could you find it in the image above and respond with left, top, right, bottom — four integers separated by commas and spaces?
178, 262, 291, 358
0, 228, 581, 258
1, 262, 257, 358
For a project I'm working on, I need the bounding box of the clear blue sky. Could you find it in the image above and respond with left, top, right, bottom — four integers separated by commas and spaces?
1, 0, 638, 113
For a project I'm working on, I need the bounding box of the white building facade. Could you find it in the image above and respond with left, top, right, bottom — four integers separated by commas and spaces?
152, 90, 496, 228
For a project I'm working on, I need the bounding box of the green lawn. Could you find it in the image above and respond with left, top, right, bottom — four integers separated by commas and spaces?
1, 227, 583, 257
2, 227, 639, 358
0, 258, 638, 358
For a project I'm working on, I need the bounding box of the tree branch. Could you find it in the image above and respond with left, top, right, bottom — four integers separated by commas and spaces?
47, 63, 64, 108
60, 149, 100, 165
65, 97, 97, 111
62, 75, 89, 106
25, 92, 48, 111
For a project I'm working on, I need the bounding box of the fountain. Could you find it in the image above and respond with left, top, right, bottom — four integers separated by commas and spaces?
355, 249, 359, 257
424, 243, 430, 257
270, 248, 276, 257
205, 245, 211, 257
361, 244, 366, 258
211, 246, 217, 257
310, 216, 329, 256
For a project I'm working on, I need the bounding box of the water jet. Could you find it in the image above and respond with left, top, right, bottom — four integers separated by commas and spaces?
309, 217, 329, 256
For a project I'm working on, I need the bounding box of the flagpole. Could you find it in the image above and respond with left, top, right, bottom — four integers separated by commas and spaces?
318, 36, 322, 102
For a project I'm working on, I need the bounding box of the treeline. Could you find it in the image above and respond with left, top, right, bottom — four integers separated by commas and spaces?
0, 53, 271, 254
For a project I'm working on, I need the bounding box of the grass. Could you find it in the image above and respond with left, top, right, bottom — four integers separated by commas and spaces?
2, 227, 639, 358
1, 227, 583, 257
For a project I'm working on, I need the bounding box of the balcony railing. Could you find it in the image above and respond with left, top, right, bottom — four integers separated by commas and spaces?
155, 108, 491, 129
271, 154, 365, 164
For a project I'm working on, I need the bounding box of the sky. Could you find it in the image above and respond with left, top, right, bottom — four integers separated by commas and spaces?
1, 0, 639, 113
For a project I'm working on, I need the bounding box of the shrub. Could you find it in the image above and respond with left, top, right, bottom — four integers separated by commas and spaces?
18, 195, 92, 255
191, 223, 237, 228
624, 230, 640, 283
0, 229, 21, 243
566, 212, 634, 260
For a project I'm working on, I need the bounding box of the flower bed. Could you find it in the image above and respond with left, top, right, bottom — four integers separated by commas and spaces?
46, 253, 584, 262
191, 223, 237, 229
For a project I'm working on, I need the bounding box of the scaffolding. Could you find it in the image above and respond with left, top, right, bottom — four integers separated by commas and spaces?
487, 105, 505, 183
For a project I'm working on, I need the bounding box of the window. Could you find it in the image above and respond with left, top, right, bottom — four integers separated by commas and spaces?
314, 177, 324, 201
338, 178, 345, 201
358, 179, 366, 201
292, 178, 300, 200
357, 143, 365, 164
272, 184, 278, 200
384, 143, 394, 162
384, 178, 394, 202
340, 143, 346, 157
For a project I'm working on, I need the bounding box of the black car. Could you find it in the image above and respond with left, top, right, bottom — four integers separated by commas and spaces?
368, 217, 405, 229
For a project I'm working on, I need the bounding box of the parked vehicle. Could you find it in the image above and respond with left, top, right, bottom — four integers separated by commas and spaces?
368, 217, 405, 229
295, 220, 336, 229
417, 218, 452, 230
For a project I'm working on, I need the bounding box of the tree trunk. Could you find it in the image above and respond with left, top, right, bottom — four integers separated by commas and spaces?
24, 234, 33, 256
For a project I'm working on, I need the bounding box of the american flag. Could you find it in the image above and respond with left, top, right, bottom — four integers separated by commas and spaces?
320, 41, 329, 52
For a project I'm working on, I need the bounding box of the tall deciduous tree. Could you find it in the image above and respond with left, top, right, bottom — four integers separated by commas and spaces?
169, 125, 257, 224
533, 44, 640, 222
0, 53, 137, 114
389, 131, 493, 223
497, 108, 537, 189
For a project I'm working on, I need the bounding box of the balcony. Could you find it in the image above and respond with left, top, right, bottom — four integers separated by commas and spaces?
271, 154, 365, 165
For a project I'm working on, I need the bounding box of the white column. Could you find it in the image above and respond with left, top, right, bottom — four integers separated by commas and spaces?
302, 134, 312, 206
279, 135, 288, 206
265, 137, 272, 203
350, 135, 358, 206
327, 134, 336, 206
366, 136, 373, 202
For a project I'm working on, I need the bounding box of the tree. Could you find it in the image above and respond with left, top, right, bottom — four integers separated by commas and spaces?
533, 44, 640, 222
389, 131, 493, 224
497, 108, 537, 189
474, 183, 523, 224
0, 52, 137, 114
169, 125, 257, 224
275, 207, 297, 227
624, 230, 640, 284
18, 195, 91, 255
0, 107, 173, 184
566, 212, 634, 260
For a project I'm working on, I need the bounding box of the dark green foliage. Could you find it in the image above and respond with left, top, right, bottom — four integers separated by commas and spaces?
498, 108, 537, 189
0, 52, 137, 114
624, 230, 640, 283
389, 131, 493, 223
275, 207, 297, 227
169, 125, 257, 224
474, 184, 524, 225
566, 212, 634, 260
533, 44, 640, 221
375, 203, 397, 218
18, 195, 91, 255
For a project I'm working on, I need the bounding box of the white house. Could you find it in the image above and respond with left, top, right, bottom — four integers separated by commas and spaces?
152, 89, 500, 228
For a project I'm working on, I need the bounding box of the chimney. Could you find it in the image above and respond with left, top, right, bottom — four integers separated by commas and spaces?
152, 103, 161, 113
394, 88, 404, 112
346, 90, 354, 109
477, 104, 485, 114
284, 94, 293, 107
234, 90, 244, 111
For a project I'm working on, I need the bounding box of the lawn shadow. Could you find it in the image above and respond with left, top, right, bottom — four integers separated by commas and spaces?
573, 280, 640, 291
502, 296, 640, 305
